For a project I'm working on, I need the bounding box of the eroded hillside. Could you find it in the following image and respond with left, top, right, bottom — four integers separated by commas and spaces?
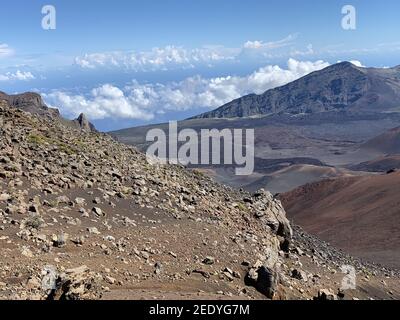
0, 100, 398, 300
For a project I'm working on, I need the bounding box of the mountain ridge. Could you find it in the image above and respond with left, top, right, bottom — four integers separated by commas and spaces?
191, 62, 400, 119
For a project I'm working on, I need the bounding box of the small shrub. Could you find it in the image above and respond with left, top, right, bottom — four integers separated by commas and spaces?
237, 202, 249, 212
27, 134, 46, 145
24, 214, 45, 230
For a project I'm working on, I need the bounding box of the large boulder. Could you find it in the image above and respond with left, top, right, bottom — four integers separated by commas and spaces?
245, 239, 281, 299
46, 265, 103, 300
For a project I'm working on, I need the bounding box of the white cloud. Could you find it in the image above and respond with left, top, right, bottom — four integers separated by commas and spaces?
74, 45, 238, 70
349, 60, 365, 67
74, 35, 299, 71
0, 70, 35, 81
45, 59, 330, 120
44, 84, 154, 120
0, 43, 14, 58
336, 60, 366, 68
243, 34, 297, 50
243, 41, 264, 49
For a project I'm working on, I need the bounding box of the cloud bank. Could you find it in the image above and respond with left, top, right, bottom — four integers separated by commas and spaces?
45, 58, 330, 120
0, 70, 35, 81
44, 84, 154, 120
74, 45, 238, 70
74, 35, 297, 71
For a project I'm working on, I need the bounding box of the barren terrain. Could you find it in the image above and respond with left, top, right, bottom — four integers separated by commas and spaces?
1, 99, 399, 300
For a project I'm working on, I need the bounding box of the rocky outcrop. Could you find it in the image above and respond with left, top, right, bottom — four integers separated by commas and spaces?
73, 113, 97, 132
250, 189, 293, 251
0, 91, 60, 119
0, 91, 96, 132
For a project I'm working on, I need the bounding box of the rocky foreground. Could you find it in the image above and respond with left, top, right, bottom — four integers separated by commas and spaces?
0, 99, 399, 300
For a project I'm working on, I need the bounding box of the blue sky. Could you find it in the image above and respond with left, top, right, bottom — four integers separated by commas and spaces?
1, 0, 400, 131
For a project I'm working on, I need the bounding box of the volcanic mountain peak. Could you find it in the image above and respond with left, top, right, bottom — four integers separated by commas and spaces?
327, 61, 362, 70
192, 62, 400, 119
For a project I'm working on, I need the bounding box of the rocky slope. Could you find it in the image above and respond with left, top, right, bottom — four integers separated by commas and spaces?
0, 100, 399, 300
193, 62, 400, 119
